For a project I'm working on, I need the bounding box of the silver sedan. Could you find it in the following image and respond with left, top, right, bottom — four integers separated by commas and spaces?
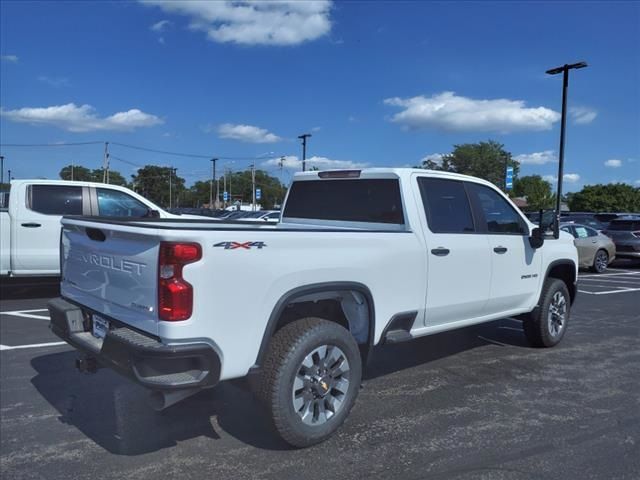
560, 223, 616, 273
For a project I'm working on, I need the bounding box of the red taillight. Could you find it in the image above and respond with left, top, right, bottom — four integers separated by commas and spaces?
158, 242, 201, 321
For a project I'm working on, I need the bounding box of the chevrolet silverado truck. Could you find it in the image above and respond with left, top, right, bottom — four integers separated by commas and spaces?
48, 168, 578, 447
1, 179, 206, 278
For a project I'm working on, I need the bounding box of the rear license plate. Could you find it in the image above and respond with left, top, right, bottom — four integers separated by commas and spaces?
92, 315, 110, 339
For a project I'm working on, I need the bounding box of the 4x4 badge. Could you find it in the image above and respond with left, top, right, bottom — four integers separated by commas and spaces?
214, 241, 267, 250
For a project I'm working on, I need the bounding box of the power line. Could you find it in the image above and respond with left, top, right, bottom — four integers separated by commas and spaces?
110, 142, 211, 159
0, 141, 104, 147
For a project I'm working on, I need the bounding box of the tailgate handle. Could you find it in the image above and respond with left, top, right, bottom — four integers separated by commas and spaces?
86, 227, 106, 242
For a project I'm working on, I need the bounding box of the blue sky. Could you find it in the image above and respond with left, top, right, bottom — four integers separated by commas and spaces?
1, 1, 639, 191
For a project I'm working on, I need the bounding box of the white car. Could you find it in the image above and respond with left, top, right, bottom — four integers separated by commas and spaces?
49, 168, 578, 447
0, 179, 201, 277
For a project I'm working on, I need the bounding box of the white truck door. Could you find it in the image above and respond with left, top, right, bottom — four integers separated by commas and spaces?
465, 182, 542, 315
12, 184, 88, 274
415, 176, 492, 325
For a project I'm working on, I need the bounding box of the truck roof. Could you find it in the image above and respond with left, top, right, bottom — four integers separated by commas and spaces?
8, 179, 130, 189
293, 167, 499, 188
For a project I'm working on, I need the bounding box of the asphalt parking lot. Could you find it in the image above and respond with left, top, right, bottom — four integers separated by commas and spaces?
1, 266, 639, 480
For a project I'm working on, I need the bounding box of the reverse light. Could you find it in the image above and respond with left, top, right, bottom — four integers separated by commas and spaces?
158, 242, 202, 321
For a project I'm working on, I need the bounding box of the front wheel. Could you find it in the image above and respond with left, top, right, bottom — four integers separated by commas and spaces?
523, 278, 571, 348
592, 249, 609, 273
259, 318, 362, 448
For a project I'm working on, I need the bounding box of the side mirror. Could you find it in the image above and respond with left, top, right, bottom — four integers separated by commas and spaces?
529, 227, 544, 249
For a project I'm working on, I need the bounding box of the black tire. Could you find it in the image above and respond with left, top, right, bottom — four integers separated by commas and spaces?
591, 249, 609, 273
522, 278, 571, 348
258, 317, 362, 448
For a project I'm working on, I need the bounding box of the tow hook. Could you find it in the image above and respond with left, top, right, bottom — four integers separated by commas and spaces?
75, 355, 99, 374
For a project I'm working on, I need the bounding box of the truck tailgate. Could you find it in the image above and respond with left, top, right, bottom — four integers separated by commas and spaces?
60, 219, 160, 336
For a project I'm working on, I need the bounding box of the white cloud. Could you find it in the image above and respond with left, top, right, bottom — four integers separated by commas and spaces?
570, 106, 597, 125
384, 91, 560, 133
0, 103, 163, 132
37, 76, 71, 88
140, 0, 332, 46
217, 123, 281, 143
150, 19, 171, 32
515, 150, 557, 165
262, 155, 367, 170
604, 159, 622, 168
543, 173, 581, 184
635, 179, 640, 185
1, 55, 18, 63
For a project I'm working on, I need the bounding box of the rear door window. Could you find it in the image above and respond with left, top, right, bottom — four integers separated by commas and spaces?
283, 179, 404, 224
417, 177, 475, 233
29, 185, 83, 215
96, 188, 150, 217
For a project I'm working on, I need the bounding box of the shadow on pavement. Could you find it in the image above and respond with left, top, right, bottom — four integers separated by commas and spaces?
0, 278, 60, 300
30, 319, 529, 455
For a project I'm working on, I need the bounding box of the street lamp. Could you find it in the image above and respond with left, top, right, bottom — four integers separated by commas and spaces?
210, 158, 218, 209
546, 61, 588, 238
298, 133, 311, 172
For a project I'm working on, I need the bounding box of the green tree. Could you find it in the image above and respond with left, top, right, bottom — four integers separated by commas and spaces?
59, 165, 94, 181
422, 140, 519, 188
512, 175, 555, 211
59, 165, 129, 187
567, 183, 640, 212
217, 170, 286, 209
132, 165, 185, 208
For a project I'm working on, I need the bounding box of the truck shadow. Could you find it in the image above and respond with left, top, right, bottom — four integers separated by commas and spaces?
29, 319, 527, 454
0, 278, 60, 300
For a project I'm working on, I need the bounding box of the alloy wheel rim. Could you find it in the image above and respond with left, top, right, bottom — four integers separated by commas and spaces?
292, 345, 350, 426
596, 251, 608, 272
548, 291, 567, 337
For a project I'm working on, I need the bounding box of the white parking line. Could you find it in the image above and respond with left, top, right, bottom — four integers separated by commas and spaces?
578, 288, 640, 295
579, 272, 640, 278
579, 278, 640, 285
0, 309, 50, 320
0, 342, 66, 351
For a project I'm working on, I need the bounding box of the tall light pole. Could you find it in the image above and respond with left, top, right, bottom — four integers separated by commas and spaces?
0, 155, 4, 186
210, 157, 218, 209
546, 61, 588, 238
298, 133, 311, 172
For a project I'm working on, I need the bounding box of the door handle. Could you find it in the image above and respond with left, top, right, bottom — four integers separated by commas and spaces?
431, 247, 450, 256
21, 223, 42, 228
493, 246, 508, 254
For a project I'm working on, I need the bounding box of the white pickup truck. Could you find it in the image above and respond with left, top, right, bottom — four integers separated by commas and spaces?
1, 179, 198, 278
48, 168, 578, 447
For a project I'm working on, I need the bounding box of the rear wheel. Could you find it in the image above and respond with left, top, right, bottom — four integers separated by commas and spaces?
523, 278, 570, 348
259, 317, 362, 448
591, 249, 609, 273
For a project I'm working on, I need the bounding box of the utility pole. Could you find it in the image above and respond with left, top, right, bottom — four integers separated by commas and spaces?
223, 170, 227, 209
251, 161, 256, 211
7, 169, 11, 181
71, 159, 75, 181
102, 142, 110, 183
298, 133, 312, 172
209, 158, 218, 209
0, 155, 4, 186
545, 61, 588, 239
168, 167, 173, 209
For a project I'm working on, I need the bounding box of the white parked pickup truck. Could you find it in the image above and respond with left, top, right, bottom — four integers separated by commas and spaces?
0, 179, 200, 278
48, 168, 578, 447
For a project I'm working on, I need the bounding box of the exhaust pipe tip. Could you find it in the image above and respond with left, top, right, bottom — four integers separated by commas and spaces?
148, 388, 199, 411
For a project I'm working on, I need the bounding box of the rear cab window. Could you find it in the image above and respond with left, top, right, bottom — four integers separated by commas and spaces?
29, 185, 83, 215
283, 178, 405, 226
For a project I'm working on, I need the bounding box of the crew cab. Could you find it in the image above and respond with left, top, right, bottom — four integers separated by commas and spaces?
0, 179, 201, 277
48, 168, 578, 447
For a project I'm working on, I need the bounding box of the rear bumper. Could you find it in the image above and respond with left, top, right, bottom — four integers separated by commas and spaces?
47, 297, 221, 391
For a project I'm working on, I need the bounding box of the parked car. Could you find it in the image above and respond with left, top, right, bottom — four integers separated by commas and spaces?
49, 168, 578, 447
603, 216, 640, 260
559, 223, 615, 273
242, 210, 281, 223
0, 179, 205, 278
560, 213, 607, 231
